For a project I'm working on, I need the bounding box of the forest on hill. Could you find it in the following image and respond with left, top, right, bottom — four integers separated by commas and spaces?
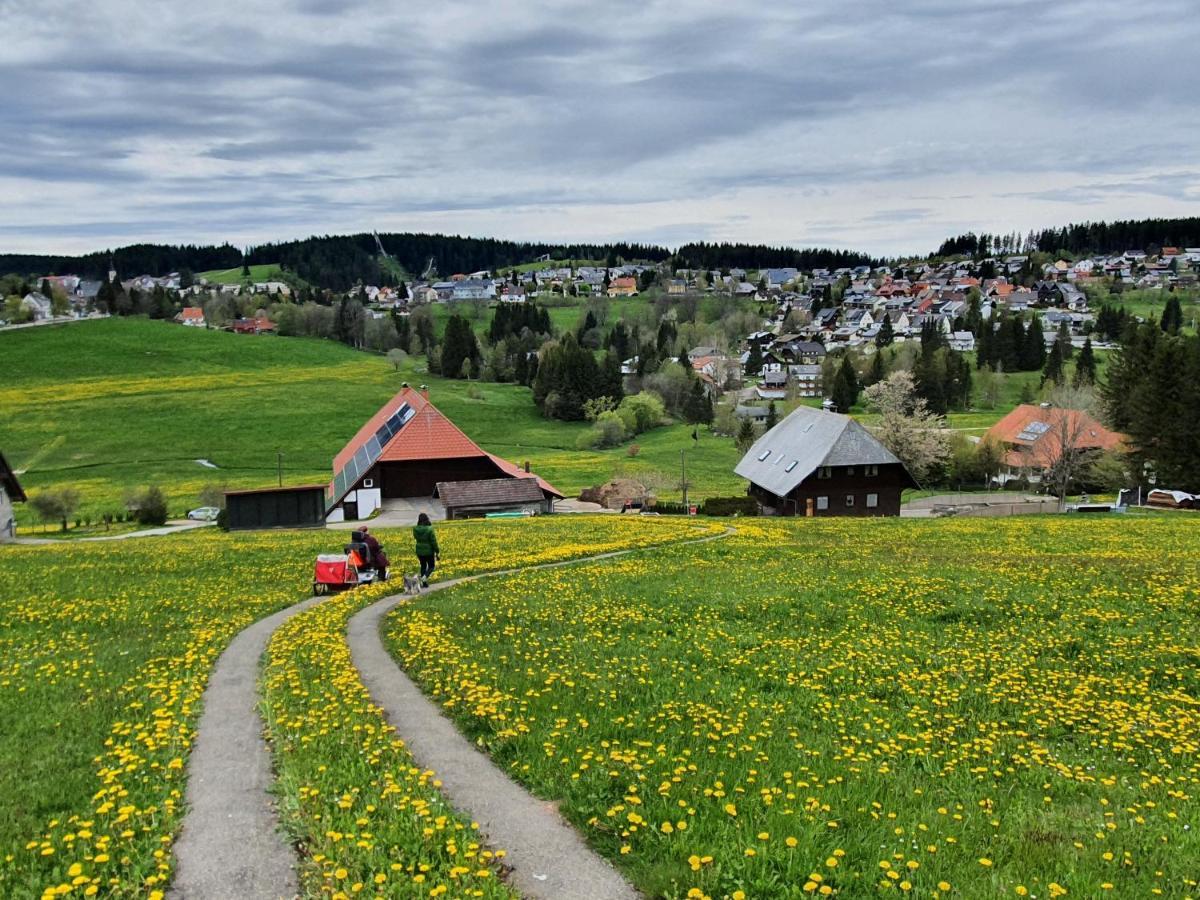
935, 216, 1200, 259
5, 215, 1200, 290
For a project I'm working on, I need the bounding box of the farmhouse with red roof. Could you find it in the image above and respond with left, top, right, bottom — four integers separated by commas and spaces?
983, 403, 1125, 487
326, 386, 562, 522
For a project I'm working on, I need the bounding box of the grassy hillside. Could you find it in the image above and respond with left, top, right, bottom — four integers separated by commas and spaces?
196, 262, 290, 284
0, 318, 743, 523
389, 515, 1200, 898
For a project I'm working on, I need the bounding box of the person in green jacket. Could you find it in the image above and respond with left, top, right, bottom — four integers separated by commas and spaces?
413, 512, 440, 586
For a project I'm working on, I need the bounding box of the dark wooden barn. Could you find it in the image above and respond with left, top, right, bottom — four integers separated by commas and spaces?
224, 485, 327, 531
437, 477, 553, 519
326, 386, 561, 523
735, 406, 916, 517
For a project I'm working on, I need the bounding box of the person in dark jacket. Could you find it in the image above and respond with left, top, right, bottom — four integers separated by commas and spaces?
412, 512, 439, 586
359, 526, 388, 580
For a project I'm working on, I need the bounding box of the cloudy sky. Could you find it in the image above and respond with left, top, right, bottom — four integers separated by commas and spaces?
3, 0, 1198, 257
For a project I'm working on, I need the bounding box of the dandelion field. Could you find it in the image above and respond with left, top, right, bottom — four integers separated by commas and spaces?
0, 515, 710, 898
387, 516, 1200, 898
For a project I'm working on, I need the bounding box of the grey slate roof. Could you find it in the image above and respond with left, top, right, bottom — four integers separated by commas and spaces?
435, 477, 544, 509
734, 406, 908, 497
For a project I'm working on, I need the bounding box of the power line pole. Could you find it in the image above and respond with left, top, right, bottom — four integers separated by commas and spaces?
277, 451, 283, 487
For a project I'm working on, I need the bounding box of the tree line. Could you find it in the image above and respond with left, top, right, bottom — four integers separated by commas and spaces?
935, 216, 1200, 259
672, 242, 876, 272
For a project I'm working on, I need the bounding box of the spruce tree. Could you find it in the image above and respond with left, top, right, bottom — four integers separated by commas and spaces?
735, 416, 756, 453
1073, 337, 1097, 387
746, 342, 764, 377
831, 356, 860, 412
685, 380, 714, 425
867, 349, 886, 386
876, 316, 895, 348
765, 400, 778, 430
1056, 320, 1074, 359
1161, 296, 1183, 334
1021, 315, 1046, 370
1041, 338, 1064, 386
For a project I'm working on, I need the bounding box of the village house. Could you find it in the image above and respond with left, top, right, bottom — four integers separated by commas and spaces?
983, 404, 1125, 487
735, 406, 916, 517
0, 451, 26, 543
177, 307, 206, 327
20, 292, 53, 321
451, 279, 495, 301
606, 276, 639, 297
325, 385, 562, 522
789, 364, 823, 397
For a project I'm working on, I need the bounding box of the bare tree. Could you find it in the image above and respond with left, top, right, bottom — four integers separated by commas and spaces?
864, 370, 951, 486
1041, 384, 1099, 507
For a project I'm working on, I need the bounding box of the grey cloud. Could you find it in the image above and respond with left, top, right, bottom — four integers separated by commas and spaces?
0, 0, 1196, 255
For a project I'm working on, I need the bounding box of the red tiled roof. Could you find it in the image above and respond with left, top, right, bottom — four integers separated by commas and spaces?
333, 388, 488, 473
984, 404, 1125, 469
331, 388, 563, 498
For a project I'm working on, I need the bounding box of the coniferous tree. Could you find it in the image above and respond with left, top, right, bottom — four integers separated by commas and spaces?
1161, 296, 1183, 334
441, 314, 480, 380
831, 356, 860, 412
765, 400, 778, 430
976, 318, 995, 369
1073, 337, 1097, 387
1041, 338, 1065, 387
876, 315, 895, 348
735, 417, 756, 453
685, 379, 714, 424
1021, 315, 1046, 371
866, 349, 886, 386
745, 342, 764, 377
1056, 320, 1074, 359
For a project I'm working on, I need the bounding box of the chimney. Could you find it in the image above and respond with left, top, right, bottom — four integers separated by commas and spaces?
1039, 401, 1052, 409
524, 460, 530, 473
419, 383, 429, 399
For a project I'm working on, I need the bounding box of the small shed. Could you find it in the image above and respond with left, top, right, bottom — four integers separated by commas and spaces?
225, 485, 327, 531
0, 451, 26, 543
436, 477, 551, 520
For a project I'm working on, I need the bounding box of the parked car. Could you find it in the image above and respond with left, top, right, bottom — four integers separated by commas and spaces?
187, 506, 221, 521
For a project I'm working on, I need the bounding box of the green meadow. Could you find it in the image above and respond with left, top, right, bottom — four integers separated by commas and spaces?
0, 318, 743, 524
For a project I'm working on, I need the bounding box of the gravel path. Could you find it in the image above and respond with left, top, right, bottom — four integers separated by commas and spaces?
347, 530, 731, 900
169, 596, 325, 900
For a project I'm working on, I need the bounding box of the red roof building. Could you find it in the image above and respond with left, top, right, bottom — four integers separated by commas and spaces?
327, 386, 561, 521
983, 404, 1125, 485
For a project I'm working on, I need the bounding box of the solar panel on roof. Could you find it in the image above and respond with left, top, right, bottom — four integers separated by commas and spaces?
1016, 420, 1051, 441
326, 402, 415, 506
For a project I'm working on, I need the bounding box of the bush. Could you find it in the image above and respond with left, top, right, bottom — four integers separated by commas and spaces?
700, 496, 759, 517
626, 443, 640, 458
576, 411, 628, 450
127, 485, 169, 526
616, 391, 666, 435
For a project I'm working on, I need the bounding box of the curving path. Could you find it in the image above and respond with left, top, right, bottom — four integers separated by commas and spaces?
170, 526, 730, 899
347, 529, 732, 900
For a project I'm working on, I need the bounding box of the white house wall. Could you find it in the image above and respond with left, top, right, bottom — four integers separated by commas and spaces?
0, 488, 14, 542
